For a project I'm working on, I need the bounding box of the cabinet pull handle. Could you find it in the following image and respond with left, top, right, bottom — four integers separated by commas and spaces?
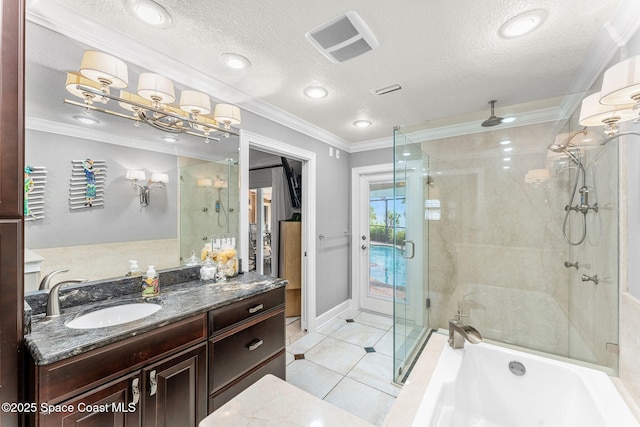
149, 370, 158, 396
247, 339, 264, 351
131, 378, 140, 405
248, 303, 264, 314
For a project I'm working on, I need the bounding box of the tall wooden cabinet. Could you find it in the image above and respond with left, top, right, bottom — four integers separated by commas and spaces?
0, 1, 25, 426
279, 221, 301, 317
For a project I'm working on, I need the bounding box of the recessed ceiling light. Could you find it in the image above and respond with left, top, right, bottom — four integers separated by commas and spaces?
221, 53, 251, 69
73, 115, 100, 125
125, 0, 172, 28
161, 135, 178, 143
502, 117, 516, 123
304, 86, 328, 99
503, 157, 511, 161
353, 120, 372, 128
499, 10, 547, 38
503, 147, 513, 152
500, 140, 512, 145
503, 165, 510, 169
402, 151, 411, 156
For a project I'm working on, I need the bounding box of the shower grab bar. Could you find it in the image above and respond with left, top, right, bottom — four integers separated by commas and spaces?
318, 232, 350, 240
403, 240, 415, 259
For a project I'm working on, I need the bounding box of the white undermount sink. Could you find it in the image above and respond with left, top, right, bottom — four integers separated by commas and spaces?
65, 303, 162, 329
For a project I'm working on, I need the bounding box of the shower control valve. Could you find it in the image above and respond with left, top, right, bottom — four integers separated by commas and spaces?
581, 274, 599, 285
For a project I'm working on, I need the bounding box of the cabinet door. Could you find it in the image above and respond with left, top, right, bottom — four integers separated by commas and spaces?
39, 371, 142, 427
142, 343, 207, 427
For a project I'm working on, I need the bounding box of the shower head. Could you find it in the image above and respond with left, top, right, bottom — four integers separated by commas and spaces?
547, 128, 588, 153
481, 100, 504, 127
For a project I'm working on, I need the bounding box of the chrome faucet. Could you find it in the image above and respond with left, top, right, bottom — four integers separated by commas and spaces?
46, 279, 88, 318
448, 312, 483, 349
39, 269, 69, 290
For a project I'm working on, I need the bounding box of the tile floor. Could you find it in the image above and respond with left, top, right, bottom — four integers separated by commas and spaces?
285, 310, 400, 426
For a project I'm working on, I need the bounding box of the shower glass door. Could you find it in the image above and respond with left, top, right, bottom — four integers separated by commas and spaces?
393, 127, 430, 383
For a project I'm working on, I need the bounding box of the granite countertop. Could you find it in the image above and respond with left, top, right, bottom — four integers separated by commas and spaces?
24, 271, 287, 366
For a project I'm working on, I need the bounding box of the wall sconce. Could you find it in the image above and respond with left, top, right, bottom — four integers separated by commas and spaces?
126, 170, 169, 207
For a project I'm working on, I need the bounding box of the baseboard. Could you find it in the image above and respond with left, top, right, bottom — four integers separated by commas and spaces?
314, 299, 353, 330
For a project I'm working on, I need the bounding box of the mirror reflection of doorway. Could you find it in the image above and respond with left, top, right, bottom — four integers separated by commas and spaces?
248, 149, 303, 329
248, 188, 272, 274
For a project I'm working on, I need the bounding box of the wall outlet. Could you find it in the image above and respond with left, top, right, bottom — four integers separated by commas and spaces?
336, 149, 340, 159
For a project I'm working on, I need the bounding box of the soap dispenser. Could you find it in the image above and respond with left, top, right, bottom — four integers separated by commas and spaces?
127, 260, 143, 276
142, 265, 159, 297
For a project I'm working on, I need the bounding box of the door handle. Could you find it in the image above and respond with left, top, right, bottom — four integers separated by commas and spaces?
403, 240, 415, 259
131, 377, 140, 405
149, 370, 157, 396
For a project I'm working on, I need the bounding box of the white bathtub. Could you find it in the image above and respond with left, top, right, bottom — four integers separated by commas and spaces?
411, 342, 639, 427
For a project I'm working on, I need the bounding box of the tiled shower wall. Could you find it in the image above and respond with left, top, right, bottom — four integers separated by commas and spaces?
420, 120, 619, 371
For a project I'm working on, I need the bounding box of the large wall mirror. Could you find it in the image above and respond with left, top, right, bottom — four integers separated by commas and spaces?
24, 21, 240, 291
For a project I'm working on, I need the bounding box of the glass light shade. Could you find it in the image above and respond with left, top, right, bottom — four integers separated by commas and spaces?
118, 90, 152, 112
213, 104, 241, 125
197, 178, 213, 187
150, 173, 169, 183
600, 55, 640, 106
179, 90, 212, 115
80, 51, 129, 89
126, 170, 146, 181
65, 72, 102, 98
578, 92, 636, 126
137, 73, 176, 103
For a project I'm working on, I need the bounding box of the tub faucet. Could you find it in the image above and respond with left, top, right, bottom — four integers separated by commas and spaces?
448, 312, 483, 349
39, 269, 69, 290
46, 279, 88, 318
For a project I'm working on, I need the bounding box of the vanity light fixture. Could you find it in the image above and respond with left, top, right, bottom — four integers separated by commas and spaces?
353, 120, 372, 128
65, 50, 241, 143
304, 86, 328, 99
221, 53, 251, 69
126, 170, 169, 207
578, 91, 636, 137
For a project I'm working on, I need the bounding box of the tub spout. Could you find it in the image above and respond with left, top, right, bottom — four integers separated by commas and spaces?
448, 313, 482, 349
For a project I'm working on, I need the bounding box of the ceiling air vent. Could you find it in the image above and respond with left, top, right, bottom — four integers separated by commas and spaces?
372, 83, 402, 96
305, 11, 379, 63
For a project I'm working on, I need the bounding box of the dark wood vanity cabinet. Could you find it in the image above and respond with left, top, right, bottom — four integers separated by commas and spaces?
28, 314, 208, 427
208, 287, 286, 412
27, 286, 286, 426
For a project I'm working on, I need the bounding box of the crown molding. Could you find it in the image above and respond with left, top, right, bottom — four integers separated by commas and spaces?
26, 1, 352, 153
350, 136, 393, 153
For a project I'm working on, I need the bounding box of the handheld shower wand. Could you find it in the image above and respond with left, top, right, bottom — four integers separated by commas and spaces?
548, 128, 598, 245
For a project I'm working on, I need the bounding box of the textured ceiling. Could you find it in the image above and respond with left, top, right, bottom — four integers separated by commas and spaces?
26, 0, 633, 147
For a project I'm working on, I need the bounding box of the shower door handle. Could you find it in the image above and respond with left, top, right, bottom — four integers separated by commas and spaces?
404, 240, 415, 259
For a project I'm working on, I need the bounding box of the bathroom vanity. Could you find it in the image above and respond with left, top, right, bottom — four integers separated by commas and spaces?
23, 271, 286, 426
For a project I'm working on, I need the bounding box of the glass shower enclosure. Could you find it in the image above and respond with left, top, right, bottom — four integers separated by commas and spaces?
392, 94, 621, 383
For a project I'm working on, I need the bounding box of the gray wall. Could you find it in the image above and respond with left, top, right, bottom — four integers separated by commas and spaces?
25, 129, 178, 248
350, 147, 393, 168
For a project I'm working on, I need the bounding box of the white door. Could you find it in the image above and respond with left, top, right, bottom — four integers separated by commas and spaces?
353, 167, 398, 315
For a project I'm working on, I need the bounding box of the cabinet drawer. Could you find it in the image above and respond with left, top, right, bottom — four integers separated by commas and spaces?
208, 351, 285, 413
210, 311, 284, 393
209, 287, 284, 334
